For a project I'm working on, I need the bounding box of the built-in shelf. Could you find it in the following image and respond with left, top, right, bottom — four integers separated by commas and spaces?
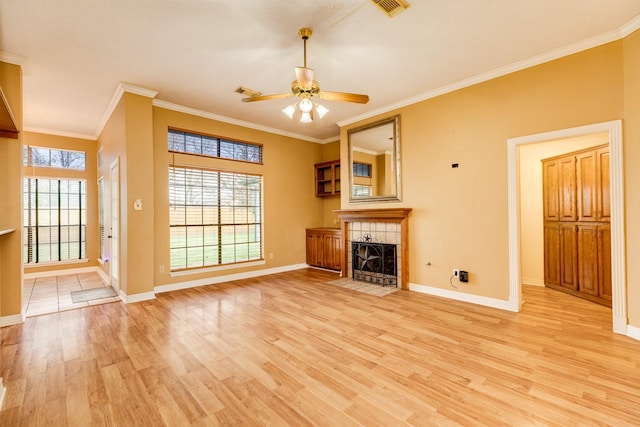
0, 87, 19, 139
0, 228, 15, 237
314, 160, 340, 197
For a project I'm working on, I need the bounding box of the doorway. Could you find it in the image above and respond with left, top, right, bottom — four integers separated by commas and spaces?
507, 120, 627, 334
109, 158, 120, 293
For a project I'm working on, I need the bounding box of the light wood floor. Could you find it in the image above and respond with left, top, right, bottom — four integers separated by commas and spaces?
1, 268, 639, 426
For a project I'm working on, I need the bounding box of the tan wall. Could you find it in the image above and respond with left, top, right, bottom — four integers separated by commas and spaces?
341, 40, 624, 302
519, 133, 608, 286
96, 97, 127, 290
319, 141, 341, 227
122, 93, 155, 296
623, 29, 640, 327
22, 132, 99, 274
152, 106, 324, 287
0, 61, 23, 318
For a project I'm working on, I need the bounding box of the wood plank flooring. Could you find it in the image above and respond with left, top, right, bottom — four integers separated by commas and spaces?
1, 268, 639, 426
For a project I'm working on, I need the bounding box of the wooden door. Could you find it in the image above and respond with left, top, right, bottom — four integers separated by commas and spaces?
577, 225, 599, 296
544, 224, 561, 287
559, 156, 577, 221
306, 231, 323, 267
560, 224, 578, 290
598, 225, 612, 302
597, 149, 610, 222
576, 151, 598, 222
542, 159, 560, 221
323, 234, 342, 271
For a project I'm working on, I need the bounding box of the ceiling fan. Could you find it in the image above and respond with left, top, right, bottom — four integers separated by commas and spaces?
237, 27, 369, 122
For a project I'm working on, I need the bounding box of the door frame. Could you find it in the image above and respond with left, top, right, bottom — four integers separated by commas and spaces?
507, 120, 627, 334
109, 158, 120, 292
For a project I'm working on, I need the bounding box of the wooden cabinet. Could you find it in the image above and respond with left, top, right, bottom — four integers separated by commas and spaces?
542, 145, 610, 306
306, 228, 342, 271
314, 160, 340, 197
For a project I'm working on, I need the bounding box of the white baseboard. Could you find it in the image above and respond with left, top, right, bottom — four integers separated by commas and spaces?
409, 282, 519, 312
155, 263, 308, 294
626, 323, 640, 341
119, 290, 156, 304
521, 276, 545, 286
0, 312, 25, 327
96, 267, 110, 285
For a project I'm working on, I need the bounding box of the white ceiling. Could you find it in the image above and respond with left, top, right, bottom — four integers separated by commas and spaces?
2, 1, 640, 142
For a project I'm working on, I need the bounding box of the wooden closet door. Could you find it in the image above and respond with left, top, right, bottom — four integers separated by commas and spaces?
543, 159, 560, 221
560, 224, 578, 290
598, 225, 612, 302
597, 149, 610, 222
544, 224, 561, 287
559, 156, 576, 221
577, 151, 598, 222
577, 225, 599, 296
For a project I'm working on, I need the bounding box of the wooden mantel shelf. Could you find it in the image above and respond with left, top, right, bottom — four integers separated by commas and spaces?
334, 208, 412, 221
334, 208, 412, 289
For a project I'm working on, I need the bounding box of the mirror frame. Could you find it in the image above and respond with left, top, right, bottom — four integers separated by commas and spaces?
348, 115, 401, 203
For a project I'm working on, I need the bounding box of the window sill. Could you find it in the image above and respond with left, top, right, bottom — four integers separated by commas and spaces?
24, 258, 90, 269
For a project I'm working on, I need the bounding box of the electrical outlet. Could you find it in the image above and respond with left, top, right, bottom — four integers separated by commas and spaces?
460, 270, 469, 282
453, 269, 459, 277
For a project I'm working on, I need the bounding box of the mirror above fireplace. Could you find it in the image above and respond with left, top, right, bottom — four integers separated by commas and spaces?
348, 115, 401, 203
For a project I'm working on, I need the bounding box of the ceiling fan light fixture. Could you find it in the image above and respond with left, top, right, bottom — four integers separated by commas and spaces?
299, 98, 313, 113
300, 111, 313, 123
282, 103, 297, 119
315, 103, 329, 119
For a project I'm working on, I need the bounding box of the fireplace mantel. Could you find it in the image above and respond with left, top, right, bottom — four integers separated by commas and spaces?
335, 208, 412, 289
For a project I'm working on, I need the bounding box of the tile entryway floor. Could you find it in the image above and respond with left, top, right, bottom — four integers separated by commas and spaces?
24, 272, 120, 317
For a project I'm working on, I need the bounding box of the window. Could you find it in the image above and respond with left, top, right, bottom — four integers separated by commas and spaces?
353, 162, 372, 177
353, 185, 372, 198
24, 178, 86, 264
23, 146, 86, 170
169, 129, 263, 163
169, 166, 263, 271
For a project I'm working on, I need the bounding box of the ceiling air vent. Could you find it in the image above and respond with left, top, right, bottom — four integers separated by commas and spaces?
370, 0, 410, 18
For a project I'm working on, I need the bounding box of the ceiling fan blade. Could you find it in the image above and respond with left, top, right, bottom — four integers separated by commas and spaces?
319, 91, 370, 104
241, 93, 292, 102
295, 67, 314, 89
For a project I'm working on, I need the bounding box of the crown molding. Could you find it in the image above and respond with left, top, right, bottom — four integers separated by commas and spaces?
339, 19, 637, 128
0, 51, 27, 65
94, 83, 158, 139
621, 14, 640, 37
120, 83, 159, 99
152, 99, 324, 144
24, 127, 96, 141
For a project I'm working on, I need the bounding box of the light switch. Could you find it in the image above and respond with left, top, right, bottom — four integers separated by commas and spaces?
134, 199, 143, 211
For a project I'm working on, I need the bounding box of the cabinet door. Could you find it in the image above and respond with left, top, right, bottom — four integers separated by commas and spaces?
329, 234, 342, 270
306, 231, 323, 267
598, 225, 612, 301
544, 224, 561, 287
597, 149, 610, 222
560, 224, 578, 290
577, 151, 598, 222
542, 160, 560, 221
559, 156, 577, 221
577, 225, 599, 296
